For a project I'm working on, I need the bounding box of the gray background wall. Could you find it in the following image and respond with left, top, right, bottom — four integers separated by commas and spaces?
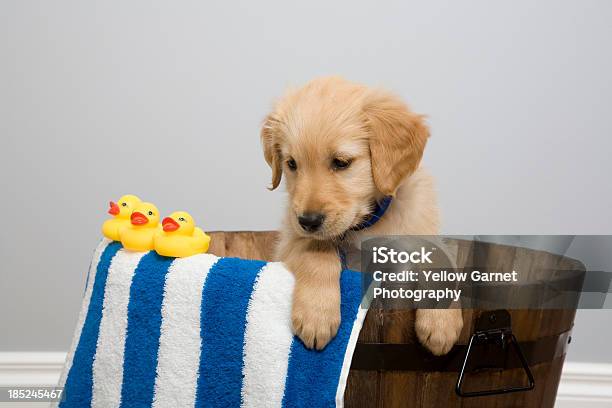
0, 1, 610, 362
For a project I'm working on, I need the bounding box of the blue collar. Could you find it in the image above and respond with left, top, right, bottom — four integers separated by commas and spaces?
350, 196, 393, 231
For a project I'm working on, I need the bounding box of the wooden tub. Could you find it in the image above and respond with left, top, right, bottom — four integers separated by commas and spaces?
208, 231, 583, 408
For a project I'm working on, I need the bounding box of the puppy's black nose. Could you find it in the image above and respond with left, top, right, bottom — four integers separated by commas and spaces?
298, 212, 325, 232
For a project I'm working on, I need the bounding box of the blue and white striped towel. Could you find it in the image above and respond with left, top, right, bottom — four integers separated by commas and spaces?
57, 238, 368, 408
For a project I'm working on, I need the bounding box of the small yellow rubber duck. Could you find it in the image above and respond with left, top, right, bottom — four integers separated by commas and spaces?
154, 211, 211, 258
102, 194, 142, 241
119, 202, 160, 252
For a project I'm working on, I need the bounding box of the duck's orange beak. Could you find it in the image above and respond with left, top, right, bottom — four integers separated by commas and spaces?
108, 201, 120, 216
131, 212, 149, 225
162, 217, 179, 232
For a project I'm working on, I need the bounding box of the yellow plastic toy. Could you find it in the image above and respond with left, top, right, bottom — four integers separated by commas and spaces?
154, 211, 211, 258
119, 202, 160, 252
102, 194, 142, 241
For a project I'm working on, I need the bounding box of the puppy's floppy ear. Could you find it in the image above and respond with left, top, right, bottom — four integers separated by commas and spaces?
260, 114, 283, 190
364, 91, 430, 196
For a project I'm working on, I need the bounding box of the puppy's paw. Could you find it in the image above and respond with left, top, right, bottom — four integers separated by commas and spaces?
291, 286, 341, 350
415, 309, 463, 356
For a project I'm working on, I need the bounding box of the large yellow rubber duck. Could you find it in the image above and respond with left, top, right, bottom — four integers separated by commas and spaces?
119, 202, 160, 252
102, 194, 142, 241
154, 211, 211, 258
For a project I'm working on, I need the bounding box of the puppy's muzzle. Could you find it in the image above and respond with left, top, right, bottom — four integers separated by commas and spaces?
298, 212, 325, 232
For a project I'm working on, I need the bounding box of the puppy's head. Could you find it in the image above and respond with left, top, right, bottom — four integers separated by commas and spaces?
261, 77, 429, 239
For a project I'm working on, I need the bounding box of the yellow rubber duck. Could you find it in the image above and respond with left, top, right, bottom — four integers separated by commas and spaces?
102, 194, 142, 241
119, 202, 160, 252
154, 211, 211, 258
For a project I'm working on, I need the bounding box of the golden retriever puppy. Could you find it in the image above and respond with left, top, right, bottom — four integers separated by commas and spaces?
261, 77, 463, 354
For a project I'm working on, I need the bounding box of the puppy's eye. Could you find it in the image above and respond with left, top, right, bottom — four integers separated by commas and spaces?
286, 158, 297, 171
332, 158, 351, 170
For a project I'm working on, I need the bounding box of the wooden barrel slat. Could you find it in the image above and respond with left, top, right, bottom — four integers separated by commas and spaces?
207, 231, 582, 408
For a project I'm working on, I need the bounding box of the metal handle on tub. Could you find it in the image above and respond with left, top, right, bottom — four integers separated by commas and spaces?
455, 310, 535, 397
